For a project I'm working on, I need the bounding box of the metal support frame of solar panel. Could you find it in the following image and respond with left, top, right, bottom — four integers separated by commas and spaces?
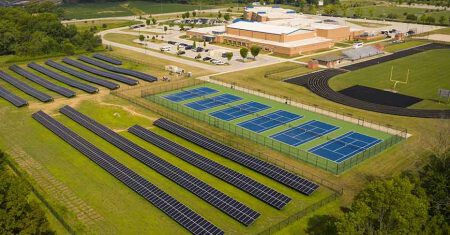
31, 111, 223, 235
59, 105, 260, 226
78, 55, 157, 82
0, 70, 53, 102
129, 125, 292, 210
28, 62, 99, 94
62, 58, 139, 85
9, 65, 76, 98
46, 60, 119, 90
93, 53, 122, 65
0, 86, 28, 107
153, 118, 320, 196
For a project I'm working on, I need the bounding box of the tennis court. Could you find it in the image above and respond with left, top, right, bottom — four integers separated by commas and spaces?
210, 101, 270, 121
185, 94, 242, 111
309, 131, 382, 163
238, 110, 301, 133
271, 120, 339, 146
164, 87, 218, 102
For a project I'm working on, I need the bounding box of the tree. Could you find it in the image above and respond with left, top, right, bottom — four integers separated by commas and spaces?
224, 13, 231, 21
152, 18, 157, 25
336, 177, 428, 234
164, 26, 168, 33
368, 8, 374, 18
192, 11, 197, 17
203, 40, 207, 47
420, 14, 427, 23
438, 16, 446, 25
354, 8, 363, 18
62, 40, 75, 55
225, 52, 233, 63
139, 35, 145, 41
146, 19, 151, 25
239, 47, 248, 61
193, 40, 197, 48
0, 152, 51, 234
218, 11, 222, 19
169, 22, 175, 28
426, 16, 436, 24
250, 45, 261, 59
406, 14, 418, 21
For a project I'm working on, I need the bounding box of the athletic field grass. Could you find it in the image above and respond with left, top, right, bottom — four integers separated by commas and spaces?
61, 1, 218, 20
148, 82, 395, 173
329, 49, 450, 110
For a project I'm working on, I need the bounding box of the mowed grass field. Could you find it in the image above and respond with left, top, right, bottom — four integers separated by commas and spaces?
65, 20, 141, 32
344, 5, 450, 21
61, 1, 218, 20
329, 49, 450, 110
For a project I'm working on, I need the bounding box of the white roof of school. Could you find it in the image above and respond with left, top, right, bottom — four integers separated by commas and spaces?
227, 21, 309, 35
188, 25, 225, 34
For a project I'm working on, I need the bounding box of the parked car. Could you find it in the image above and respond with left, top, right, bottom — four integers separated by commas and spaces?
406, 30, 416, 35
203, 57, 212, 61
195, 54, 202, 59
196, 47, 204, 52
210, 59, 219, 63
160, 45, 171, 52
168, 41, 177, 45
177, 50, 186, 55
179, 43, 189, 47
213, 60, 225, 65
185, 45, 194, 50
389, 29, 397, 33
353, 42, 364, 49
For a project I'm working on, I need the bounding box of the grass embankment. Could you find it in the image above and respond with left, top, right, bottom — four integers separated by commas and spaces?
329, 49, 450, 109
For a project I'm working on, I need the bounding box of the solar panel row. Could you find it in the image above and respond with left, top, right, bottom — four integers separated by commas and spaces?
93, 53, 122, 65
62, 58, 139, 85
32, 111, 223, 235
153, 118, 320, 196
9, 65, 76, 98
128, 125, 292, 210
45, 60, 120, 90
0, 86, 28, 107
79, 56, 157, 82
28, 62, 99, 94
0, 70, 53, 102
59, 106, 260, 226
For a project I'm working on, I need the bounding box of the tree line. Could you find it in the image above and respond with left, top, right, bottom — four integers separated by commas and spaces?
0, 2, 101, 57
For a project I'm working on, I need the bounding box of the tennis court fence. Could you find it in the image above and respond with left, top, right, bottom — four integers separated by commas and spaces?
113, 79, 406, 174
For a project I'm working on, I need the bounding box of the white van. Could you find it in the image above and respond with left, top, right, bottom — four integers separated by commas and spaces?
160, 45, 171, 52
353, 42, 364, 49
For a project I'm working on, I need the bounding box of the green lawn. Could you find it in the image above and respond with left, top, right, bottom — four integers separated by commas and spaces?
66, 20, 141, 32
329, 49, 450, 109
343, 6, 450, 23
383, 40, 429, 53
127, 1, 216, 15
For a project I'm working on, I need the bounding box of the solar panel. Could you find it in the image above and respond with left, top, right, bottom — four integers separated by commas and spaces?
45, 60, 119, 90
78, 55, 157, 82
59, 106, 260, 226
153, 118, 320, 196
0, 70, 53, 102
129, 125, 292, 210
0, 86, 28, 107
93, 53, 122, 65
32, 111, 223, 235
28, 62, 99, 94
9, 65, 76, 98
62, 58, 139, 85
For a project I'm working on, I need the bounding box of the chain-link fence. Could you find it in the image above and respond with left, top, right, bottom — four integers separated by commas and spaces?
113, 79, 406, 174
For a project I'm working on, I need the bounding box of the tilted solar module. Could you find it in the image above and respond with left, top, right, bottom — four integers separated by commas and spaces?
9, 65, 76, 98
32, 111, 223, 235
129, 125, 292, 210
59, 105, 260, 226
62, 58, 139, 85
28, 62, 99, 94
45, 60, 119, 90
0, 86, 28, 107
78, 55, 157, 82
0, 70, 53, 102
93, 53, 122, 65
153, 118, 320, 196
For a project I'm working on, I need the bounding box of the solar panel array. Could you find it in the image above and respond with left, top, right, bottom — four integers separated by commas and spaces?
62, 58, 139, 85
46, 60, 119, 90
154, 118, 320, 196
0, 70, 53, 102
79, 55, 157, 82
128, 125, 292, 210
28, 62, 99, 94
0, 86, 28, 107
32, 111, 223, 235
93, 53, 122, 65
9, 65, 76, 98
59, 106, 260, 226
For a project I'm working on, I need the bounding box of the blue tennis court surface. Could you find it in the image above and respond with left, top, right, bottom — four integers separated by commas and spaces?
164, 87, 218, 102
271, 120, 339, 146
185, 94, 242, 111
210, 101, 270, 121
238, 110, 301, 133
309, 131, 382, 163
